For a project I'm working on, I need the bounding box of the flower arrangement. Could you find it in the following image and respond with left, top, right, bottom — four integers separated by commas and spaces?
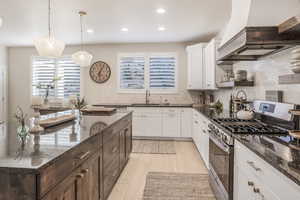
34, 76, 61, 103
14, 106, 29, 143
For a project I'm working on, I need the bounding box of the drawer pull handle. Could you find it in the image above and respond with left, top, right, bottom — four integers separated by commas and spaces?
194, 121, 198, 124
247, 181, 254, 187
75, 151, 91, 160
247, 161, 261, 171
112, 147, 118, 153
112, 170, 118, 177
76, 173, 84, 179
203, 129, 206, 133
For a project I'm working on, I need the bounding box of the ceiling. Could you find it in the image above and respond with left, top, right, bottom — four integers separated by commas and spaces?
0, 0, 231, 46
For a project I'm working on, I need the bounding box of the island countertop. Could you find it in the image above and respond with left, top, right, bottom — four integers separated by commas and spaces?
0, 111, 132, 172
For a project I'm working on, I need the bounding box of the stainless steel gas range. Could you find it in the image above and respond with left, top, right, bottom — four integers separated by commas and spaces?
208, 100, 299, 200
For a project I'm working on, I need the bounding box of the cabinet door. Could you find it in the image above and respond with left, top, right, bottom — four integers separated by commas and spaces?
202, 130, 210, 168
42, 169, 79, 200
234, 166, 256, 200
204, 39, 217, 90
132, 113, 162, 137
79, 151, 101, 200
125, 125, 132, 161
120, 129, 126, 168
180, 108, 192, 138
186, 44, 205, 90
162, 109, 180, 137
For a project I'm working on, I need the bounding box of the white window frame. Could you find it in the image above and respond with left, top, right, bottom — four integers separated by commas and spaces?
30, 55, 83, 99
117, 52, 178, 94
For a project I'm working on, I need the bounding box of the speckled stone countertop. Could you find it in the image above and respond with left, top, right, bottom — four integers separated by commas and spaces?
195, 106, 300, 186
0, 111, 131, 171
93, 103, 194, 108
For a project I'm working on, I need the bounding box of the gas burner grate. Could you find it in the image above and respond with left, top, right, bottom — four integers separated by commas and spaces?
212, 118, 288, 135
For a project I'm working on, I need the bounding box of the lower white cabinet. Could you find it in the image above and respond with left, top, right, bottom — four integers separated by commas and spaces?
129, 107, 192, 138
132, 112, 162, 137
162, 109, 181, 137
192, 110, 210, 168
234, 140, 300, 200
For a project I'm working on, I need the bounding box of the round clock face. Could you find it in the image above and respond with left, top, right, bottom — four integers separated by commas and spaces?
89, 61, 111, 83
90, 122, 107, 136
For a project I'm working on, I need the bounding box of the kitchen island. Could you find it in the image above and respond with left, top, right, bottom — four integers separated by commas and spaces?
0, 111, 132, 200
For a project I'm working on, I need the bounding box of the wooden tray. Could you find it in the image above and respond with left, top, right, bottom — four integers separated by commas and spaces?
289, 109, 300, 116
289, 130, 300, 139
40, 114, 76, 128
80, 107, 116, 115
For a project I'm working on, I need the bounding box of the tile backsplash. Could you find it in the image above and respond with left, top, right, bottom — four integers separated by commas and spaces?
213, 47, 300, 110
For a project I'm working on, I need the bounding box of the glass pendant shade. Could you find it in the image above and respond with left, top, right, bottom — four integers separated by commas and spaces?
34, 36, 65, 58
72, 51, 93, 67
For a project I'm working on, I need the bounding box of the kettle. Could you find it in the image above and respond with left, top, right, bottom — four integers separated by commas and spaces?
237, 109, 254, 120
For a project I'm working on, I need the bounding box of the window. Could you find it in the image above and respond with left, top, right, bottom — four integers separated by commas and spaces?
118, 53, 177, 93
32, 57, 80, 98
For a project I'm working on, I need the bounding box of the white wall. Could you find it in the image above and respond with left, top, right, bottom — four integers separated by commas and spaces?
0, 45, 8, 157
214, 48, 300, 110
8, 43, 195, 119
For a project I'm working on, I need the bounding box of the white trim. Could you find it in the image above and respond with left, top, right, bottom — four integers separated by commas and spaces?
117, 52, 179, 94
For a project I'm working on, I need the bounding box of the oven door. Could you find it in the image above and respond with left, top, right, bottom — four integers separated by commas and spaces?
209, 134, 233, 200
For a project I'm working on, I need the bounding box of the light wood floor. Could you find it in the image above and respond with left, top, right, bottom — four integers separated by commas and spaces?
108, 141, 209, 200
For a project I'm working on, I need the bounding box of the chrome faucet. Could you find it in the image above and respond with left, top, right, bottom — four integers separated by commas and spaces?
145, 90, 150, 104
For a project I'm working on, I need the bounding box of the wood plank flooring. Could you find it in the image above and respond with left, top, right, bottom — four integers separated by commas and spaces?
108, 141, 209, 200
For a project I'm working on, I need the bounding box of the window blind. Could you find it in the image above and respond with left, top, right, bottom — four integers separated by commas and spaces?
32, 57, 80, 98
149, 56, 176, 89
119, 56, 145, 89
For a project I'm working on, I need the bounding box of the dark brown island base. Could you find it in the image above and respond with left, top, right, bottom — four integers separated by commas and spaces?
0, 111, 132, 200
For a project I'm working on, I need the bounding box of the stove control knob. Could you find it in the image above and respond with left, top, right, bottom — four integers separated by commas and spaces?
223, 135, 228, 142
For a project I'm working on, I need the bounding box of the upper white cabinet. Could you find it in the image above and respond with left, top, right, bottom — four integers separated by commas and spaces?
186, 39, 219, 90
204, 38, 219, 90
186, 44, 206, 90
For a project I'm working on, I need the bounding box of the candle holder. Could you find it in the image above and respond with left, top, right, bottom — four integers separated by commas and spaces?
30, 105, 44, 134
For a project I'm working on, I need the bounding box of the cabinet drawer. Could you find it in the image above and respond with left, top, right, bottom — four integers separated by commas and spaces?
103, 133, 120, 169
103, 157, 120, 199
38, 134, 100, 199
235, 141, 300, 200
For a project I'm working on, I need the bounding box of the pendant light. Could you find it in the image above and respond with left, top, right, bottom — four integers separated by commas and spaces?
72, 11, 93, 67
34, 0, 65, 58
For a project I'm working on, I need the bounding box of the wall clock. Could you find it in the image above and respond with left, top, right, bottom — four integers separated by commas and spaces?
89, 61, 111, 84
90, 121, 107, 136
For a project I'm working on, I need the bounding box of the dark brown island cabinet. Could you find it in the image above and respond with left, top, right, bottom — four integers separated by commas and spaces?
0, 112, 132, 200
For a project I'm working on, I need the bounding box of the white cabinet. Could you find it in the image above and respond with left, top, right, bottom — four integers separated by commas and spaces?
204, 38, 219, 90
186, 44, 206, 90
234, 140, 300, 200
162, 109, 181, 138
129, 107, 191, 138
186, 39, 219, 90
180, 108, 192, 138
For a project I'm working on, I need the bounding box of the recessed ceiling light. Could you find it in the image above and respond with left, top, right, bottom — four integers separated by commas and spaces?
156, 8, 166, 14
86, 29, 94, 34
121, 27, 129, 32
158, 26, 166, 31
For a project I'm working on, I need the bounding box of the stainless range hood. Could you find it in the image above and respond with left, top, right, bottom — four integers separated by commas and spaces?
218, 0, 300, 62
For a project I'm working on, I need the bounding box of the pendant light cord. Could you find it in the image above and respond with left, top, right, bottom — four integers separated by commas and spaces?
80, 13, 83, 51
48, 0, 51, 38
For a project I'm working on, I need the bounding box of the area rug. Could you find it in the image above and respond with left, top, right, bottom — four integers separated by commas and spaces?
132, 140, 176, 154
143, 172, 216, 200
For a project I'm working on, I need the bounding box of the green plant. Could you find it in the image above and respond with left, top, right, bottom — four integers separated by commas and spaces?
75, 96, 86, 110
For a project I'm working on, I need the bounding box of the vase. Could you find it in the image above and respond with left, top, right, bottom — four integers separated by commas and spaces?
17, 125, 29, 144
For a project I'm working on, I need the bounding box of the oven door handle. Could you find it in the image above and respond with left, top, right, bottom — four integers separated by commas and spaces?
209, 135, 231, 154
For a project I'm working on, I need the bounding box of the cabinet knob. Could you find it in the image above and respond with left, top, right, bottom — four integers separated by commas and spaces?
247, 161, 261, 172
247, 181, 254, 187
81, 169, 89, 174
253, 187, 260, 193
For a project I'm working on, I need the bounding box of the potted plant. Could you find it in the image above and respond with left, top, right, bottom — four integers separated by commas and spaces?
14, 106, 29, 144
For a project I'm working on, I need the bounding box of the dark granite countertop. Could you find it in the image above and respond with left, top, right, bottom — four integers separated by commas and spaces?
0, 110, 131, 171
195, 106, 300, 186
93, 103, 193, 108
